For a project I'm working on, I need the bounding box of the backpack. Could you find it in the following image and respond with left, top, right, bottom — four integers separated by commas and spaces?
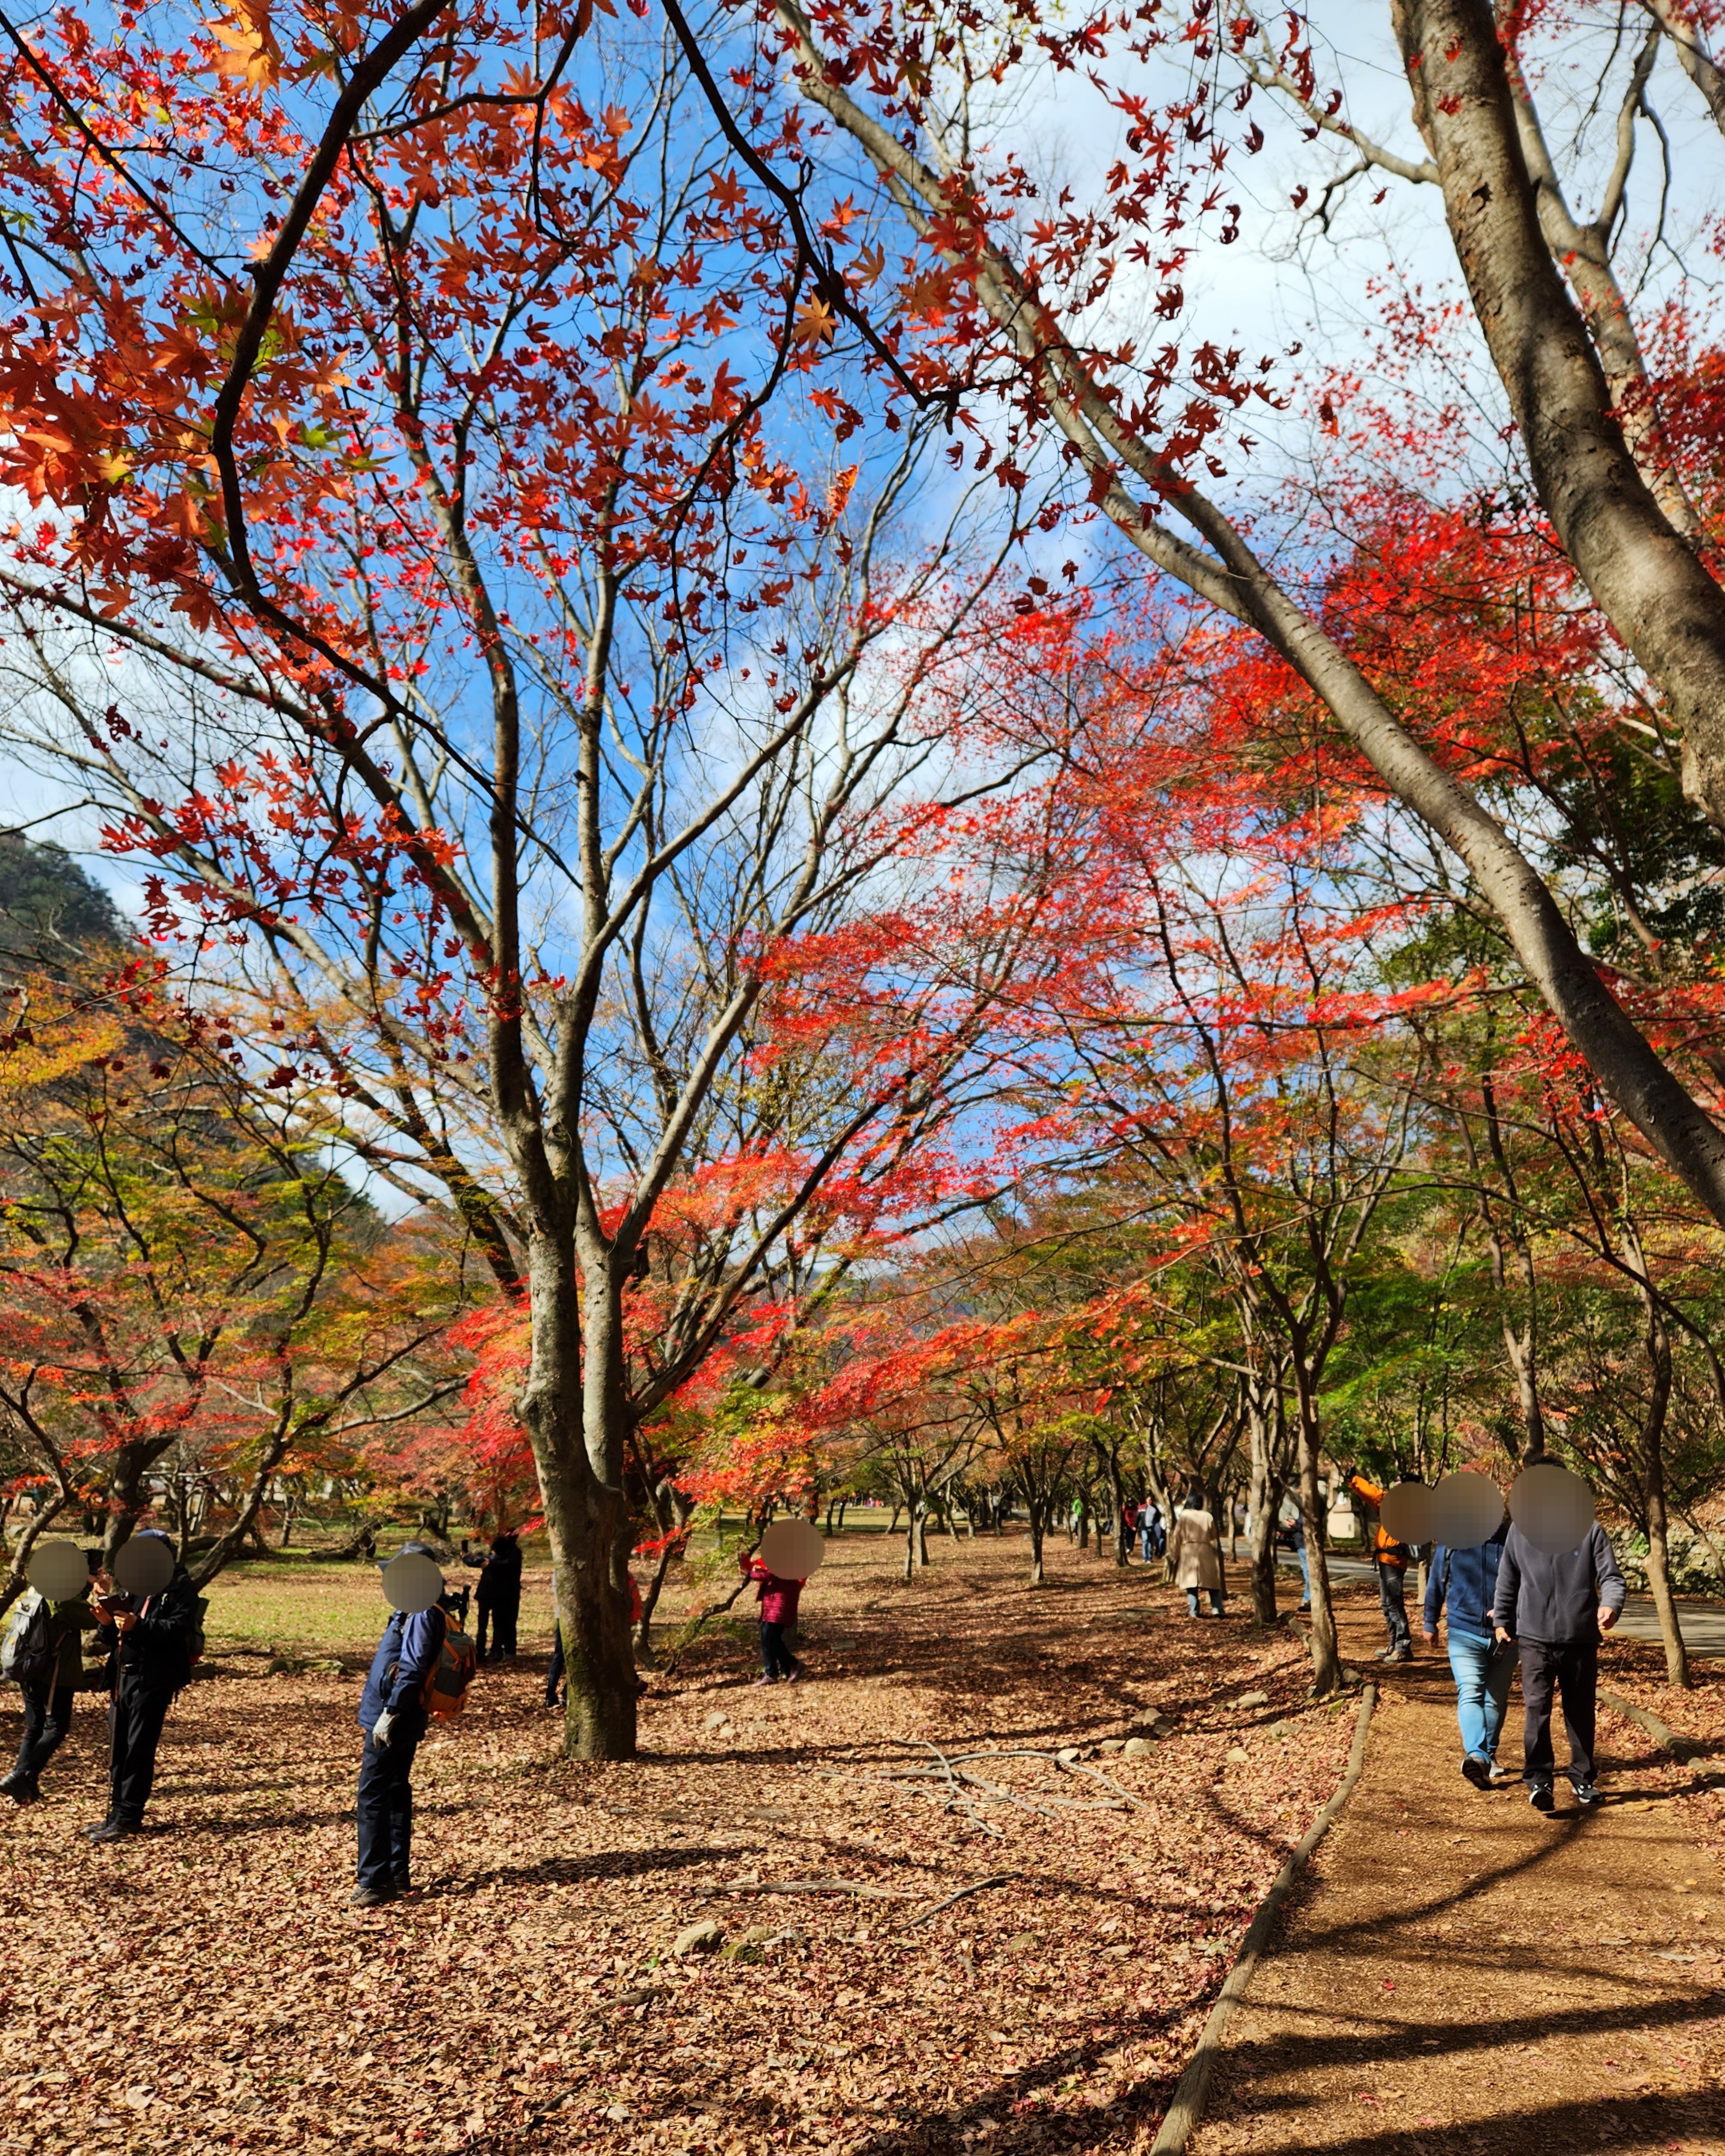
1, 1592, 57, 1689
421, 1613, 478, 1719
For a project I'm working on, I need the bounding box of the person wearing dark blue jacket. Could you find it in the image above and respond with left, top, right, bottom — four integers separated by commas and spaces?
1422, 1520, 1514, 1790
353, 1543, 450, 1908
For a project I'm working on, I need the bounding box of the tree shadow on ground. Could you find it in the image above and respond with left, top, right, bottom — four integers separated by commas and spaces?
443, 1843, 760, 1894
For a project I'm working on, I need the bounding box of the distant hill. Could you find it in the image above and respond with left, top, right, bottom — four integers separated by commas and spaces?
0, 832, 128, 964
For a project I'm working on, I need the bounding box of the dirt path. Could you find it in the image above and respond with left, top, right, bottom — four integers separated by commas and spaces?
1188, 1609, 1725, 2156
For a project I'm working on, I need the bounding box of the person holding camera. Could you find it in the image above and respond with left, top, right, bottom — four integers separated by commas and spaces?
87, 1530, 201, 1843
354, 1543, 457, 1907
1, 1552, 100, 1805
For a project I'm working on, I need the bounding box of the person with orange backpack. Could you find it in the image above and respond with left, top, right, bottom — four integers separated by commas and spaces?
352, 1543, 475, 1908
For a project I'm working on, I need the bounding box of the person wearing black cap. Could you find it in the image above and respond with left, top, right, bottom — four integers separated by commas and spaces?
352, 1541, 452, 1908
86, 1530, 201, 1843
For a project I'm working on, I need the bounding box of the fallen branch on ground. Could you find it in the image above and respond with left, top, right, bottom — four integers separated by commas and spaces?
897, 1871, 1023, 1932
709, 1877, 912, 1900
1600, 1689, 1702, 1763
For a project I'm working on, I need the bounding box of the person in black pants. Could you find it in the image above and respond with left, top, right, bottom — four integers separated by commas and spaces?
1494, 1514, 1625, 1811
353, 1543, 452, 1908
86, 1532, 200, 1843
462, 1530, 522, 1662
1, 1571, 99, 1804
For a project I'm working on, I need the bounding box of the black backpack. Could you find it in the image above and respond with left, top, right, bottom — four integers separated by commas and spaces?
1, 1592, 57, 1689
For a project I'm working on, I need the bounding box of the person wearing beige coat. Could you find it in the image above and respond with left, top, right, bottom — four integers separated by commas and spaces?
1167, 1496, 1226, 1617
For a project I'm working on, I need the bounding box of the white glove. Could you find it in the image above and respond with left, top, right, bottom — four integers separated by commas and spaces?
371, 1712, 396, 1748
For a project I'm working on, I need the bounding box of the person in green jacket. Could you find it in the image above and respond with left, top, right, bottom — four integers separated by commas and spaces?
2, 1574, 100, 1804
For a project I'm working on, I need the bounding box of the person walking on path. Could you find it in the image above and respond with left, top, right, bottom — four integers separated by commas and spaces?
1347, 1468, 1413, 1662
1139, 1500, 1164, 1563
1277, 1505, 1312, 1611
1, 1562, 99, 1805
1167, 1489, 1226, 1618
87, 1531, 200, 1843
1422, 1517, 1514, 1789
354, 1541, 455, 1906
740, 1546, 806, 1683
1493, 1515, 1625, 1811
461, 1529, 522, 1663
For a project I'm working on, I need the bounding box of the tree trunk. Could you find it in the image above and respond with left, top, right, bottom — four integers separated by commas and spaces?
1291, 1372, 1344, 1694
1105, 1450, 1130, 1567
1622, 1232, 1691, 1689
100, 1439, 174, 1569
0, 1484, 72, 1618
522, 1235, 636, 1760
189, 1411, 297, 1591
915, 1505, 931, 1568
1392, 0, 1725, 831
1644, 0, 1725, 134
1643, 1502, 1690, 1690
1246, 1408, 1281, 1626
1028, 1501, 1046, 1586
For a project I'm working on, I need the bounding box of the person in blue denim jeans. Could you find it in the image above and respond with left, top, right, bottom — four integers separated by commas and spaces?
1423, 1519, 1514, 1790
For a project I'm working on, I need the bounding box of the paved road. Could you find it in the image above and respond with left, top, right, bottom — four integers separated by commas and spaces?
1275, 1549, 1725, 1657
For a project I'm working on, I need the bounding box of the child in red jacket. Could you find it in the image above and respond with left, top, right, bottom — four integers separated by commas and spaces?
740, 1547, 807, 1685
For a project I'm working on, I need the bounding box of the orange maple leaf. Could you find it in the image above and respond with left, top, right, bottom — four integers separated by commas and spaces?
792, 298, 837, 349
208, 1, 281, 87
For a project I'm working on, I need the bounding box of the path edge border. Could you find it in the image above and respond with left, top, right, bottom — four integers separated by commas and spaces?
1149, 1681, 1379, 2155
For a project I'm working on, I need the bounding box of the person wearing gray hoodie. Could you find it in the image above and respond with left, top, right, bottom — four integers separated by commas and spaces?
1493, 1519, 1625, 1813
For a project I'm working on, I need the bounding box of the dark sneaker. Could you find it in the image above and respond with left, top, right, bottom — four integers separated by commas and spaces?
1487, 1760, 1513, 1786
88, 1819, 140, 1843
1, 1773, 37, 1806
1528, 1780, 1555, 1813
1571, 1779, 1602, 1808
349, 1883, 398, 1909
392, 1872, 413, 1893
81, 1816, 118, 1840
1462, 1753, 1491, 1790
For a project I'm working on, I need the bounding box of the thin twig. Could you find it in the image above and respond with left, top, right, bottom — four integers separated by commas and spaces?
708, 1877, 912, 1900
897, 1871, 1023, 1933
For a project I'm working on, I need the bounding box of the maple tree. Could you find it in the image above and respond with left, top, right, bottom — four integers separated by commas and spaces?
0, 958, 474, 1608
0, 0, 1110, 1753
747, 0, 1725, 1236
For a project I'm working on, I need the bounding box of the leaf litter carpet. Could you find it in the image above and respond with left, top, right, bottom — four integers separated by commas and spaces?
0, 1537, 1391, 2154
